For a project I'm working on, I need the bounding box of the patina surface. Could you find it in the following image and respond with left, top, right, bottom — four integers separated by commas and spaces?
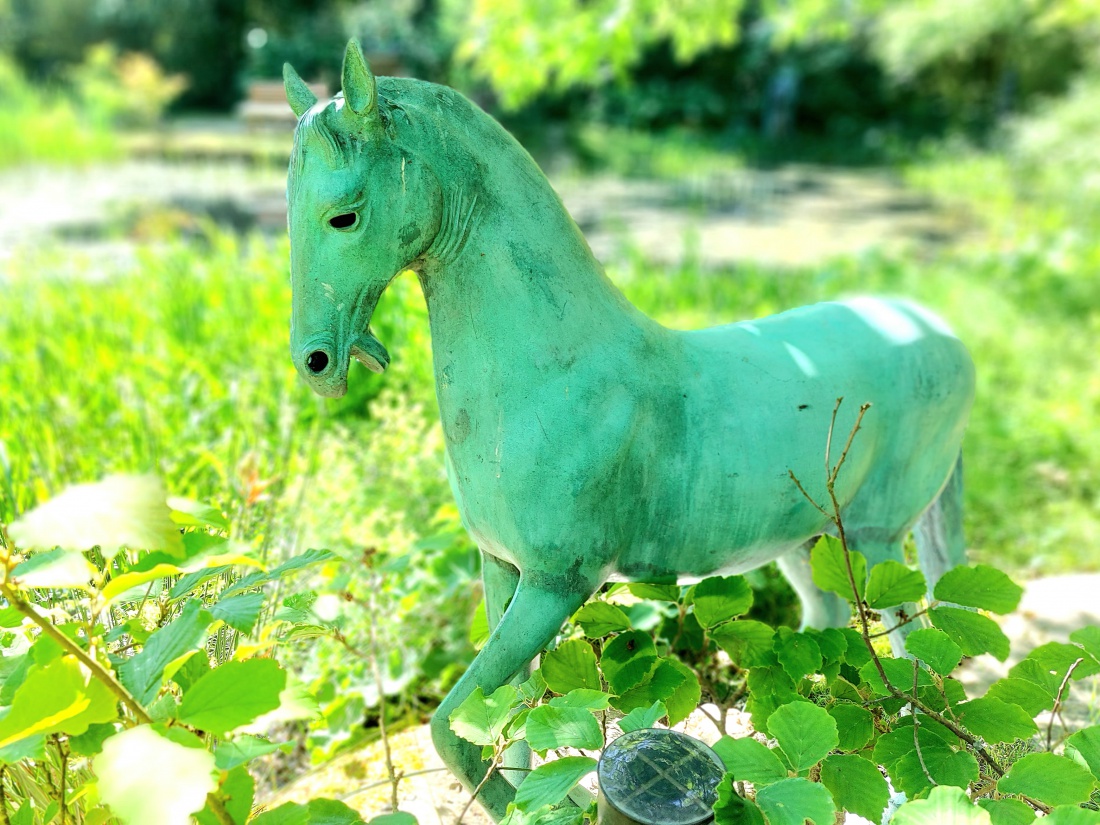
283, 41, 975, 820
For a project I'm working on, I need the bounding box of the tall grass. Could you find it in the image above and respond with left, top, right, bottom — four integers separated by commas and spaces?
0, 57, 119, 169
2, 207, 1098, 574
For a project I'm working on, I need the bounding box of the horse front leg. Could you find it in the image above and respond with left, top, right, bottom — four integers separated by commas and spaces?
481, 551, 531, 785
431, 569, 596, 821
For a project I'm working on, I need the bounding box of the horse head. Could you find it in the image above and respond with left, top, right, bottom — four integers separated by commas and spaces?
283, 40, 441, 397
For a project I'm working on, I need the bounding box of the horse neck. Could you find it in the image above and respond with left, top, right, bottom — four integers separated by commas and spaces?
411, 111, 658, 367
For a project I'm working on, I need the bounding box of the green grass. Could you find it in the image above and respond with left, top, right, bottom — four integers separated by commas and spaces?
2, 201, 1098, 575
0, 58, 119, 169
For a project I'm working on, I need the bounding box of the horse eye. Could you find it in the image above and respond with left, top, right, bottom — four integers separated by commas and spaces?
329, 212, 357, 230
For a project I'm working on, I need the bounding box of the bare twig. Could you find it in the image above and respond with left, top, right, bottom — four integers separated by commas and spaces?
0, 583, 152, 725
1047, 658, 1083, 750
365, 580, 402, 812
867, 605, 937, 639
912, 661, 936, 787
787, 470, 831, 518
54, 736, 68, 825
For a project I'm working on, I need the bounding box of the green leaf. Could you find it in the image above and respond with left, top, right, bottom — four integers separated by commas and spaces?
94, 725, 217, 825
572, 602, 631, 637
618, 701, 666, 733
626, 583, 680, 602
929, 606, 1011, 661
211, 592, 265, 634
542, 639, 601, 694
766, 701, 839, 773
68, 722, 116, 757
214, 734, 286, 770
1017, 642, 1100, 683
662, 657, 701, 726
808, 628, 848, 664
711, 621, 775, 668
860, 656, 933, 697
599, 631, 657, 694
610, 658, 686, 715
369, 815, 418, 825
933, 565, 1023, 614
827, 704, 874, 752
905, 627, 964, 676
998, 753, 1097, 807
865, 561, 927, 609
0, 656, 118, 749
712, 736, 788, 786
513, 756, 597, 812
517, 671, 547, 705
120, 600, 214, 704
1043, 808, 1100, 824
954, 697, 1038, 744
985, 677, 1053, 717
1069, 626, 1100, 661
875, 724, 979, 797
249, 802, 309, 825
468, 598, 489, 650
9, 475, 184, 558
839, 627, 871, 668
774, 628, 823, 683
101, 564, 182, 605
692, 576, 753, 628
449, 685, 519, 747
167, 497, 229, 529
524, 705, 602, 752
755, 777, 836, 825
820, 754, 889, 822
1067, 726, 1100, 781
12, 549, 98, 590
713, 773, 767, 825
178, 658, 286, 735
976, 798, 1036, 825
810, 535, 866, 601
547, 689, 611, 710
0, 735, 45, 766
894, 786, 992, 824
195, 764, 254, 825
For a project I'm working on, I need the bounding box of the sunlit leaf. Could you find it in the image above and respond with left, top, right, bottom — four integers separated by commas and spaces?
524, 705, 602, 752
573, 601, 632, 637
178, 658, 286, 735
119, 600, 213, 704
94, 725, 217, 825
893, 785, 991, 824
864, 561, 927, 609
11, 549, 96, 589
513, 756, 596, 812
0, 656, 118, 749
810, 535, 866, 601
9, 474, 183, 558
449, 685, 519, 747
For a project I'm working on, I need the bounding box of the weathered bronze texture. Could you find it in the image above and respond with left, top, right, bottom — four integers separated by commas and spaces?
283, 41, 974, 820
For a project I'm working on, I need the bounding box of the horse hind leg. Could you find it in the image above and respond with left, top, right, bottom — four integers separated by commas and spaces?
913, 454, 967, 591
777, 539, 852, 631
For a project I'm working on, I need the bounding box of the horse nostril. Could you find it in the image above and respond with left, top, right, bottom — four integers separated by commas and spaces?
306, 350, 330, 374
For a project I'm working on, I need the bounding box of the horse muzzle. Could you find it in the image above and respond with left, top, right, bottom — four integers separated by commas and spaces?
296, 329, 390, 398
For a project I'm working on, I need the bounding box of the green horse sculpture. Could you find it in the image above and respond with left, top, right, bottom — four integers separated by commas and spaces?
283, 41, 975, 820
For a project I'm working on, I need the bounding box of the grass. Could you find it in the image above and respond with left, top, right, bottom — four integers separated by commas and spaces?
0, 57, 119, 169
2, 183, 1098, 576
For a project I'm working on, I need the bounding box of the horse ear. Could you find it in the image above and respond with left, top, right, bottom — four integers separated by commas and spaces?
341, 39, 377, 118
283, 63, 317, 118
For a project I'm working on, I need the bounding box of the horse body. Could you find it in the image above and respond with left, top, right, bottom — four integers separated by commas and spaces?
282, 44, 975, 820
